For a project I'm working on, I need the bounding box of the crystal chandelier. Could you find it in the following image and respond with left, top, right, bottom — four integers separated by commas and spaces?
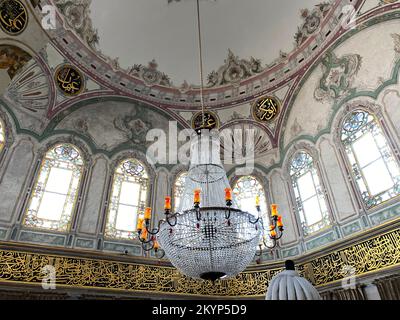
136, 0, 284, 282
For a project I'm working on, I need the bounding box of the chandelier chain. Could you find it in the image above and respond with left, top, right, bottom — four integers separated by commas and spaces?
196, 0, 206, 127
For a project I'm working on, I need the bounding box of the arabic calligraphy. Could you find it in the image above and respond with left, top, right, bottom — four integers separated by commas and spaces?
0, 0, 27, 35
55, 64, 84, 96
0, 228, 399, 297
253, 96, 280, 122
192, 111, 219, 130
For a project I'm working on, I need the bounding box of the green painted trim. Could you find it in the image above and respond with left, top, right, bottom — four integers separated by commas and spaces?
270, 10, 400, 175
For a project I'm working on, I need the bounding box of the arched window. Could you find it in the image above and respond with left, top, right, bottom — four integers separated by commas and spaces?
233, 176, 271, 246
0, 118, 5, 152
233, 175, 269, 220
174, 171, 188, 211
341, 110, 400, 208
290, 151, 331, 236
23, 144, 84, 232
105, 158, 149, 240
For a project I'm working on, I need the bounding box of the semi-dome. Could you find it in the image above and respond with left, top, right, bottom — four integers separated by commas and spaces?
266, 261, 321, 300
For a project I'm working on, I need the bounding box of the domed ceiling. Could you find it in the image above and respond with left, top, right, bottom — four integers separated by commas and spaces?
89, 0, 322, 86
49, 0, 344, 111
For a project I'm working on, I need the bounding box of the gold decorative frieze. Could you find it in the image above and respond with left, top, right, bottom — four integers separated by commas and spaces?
0, 228, 399, 297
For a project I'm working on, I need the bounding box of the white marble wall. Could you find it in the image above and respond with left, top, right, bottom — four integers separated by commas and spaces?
318, 136, 358, 222
0, 138, 34, 223
78, 156, 108, 235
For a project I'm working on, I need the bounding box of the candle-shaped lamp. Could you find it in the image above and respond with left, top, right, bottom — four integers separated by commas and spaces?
140, 227, 148, 241
277, 215, 283, 228
154, 239, 160, 251
256, 195, 260, 207
164, 196, 172, 210
144, 207, 152, 220
194, 189, 201, 204
225, 188, 232, 201
271, 204, 278, 217
270, 229, 277, 238
136, 216, 144, 232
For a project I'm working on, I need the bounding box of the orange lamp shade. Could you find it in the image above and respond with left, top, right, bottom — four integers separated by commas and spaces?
144, 207, 152, 220
269, 225, 275, 231
154, 240, 160, 250
225, 188, 232, 201
140, 228, 148, 240
194, 189, 201, 204
255, 195, 260, 206
270, 230, 277, 238
277, 215, 283, 228
136, 217, 144, 231
164, 196, 172, 210
271, 204, 278, 217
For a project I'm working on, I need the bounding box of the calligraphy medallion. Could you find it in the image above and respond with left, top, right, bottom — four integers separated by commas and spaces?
55, 64, 85, 96
0, 0, 28, 35
252, 96, 280, 123
191, 111, 219, 131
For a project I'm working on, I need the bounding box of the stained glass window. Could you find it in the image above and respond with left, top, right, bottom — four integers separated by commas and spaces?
290, 151, 331, 236
105, 158, 149, 240
233, 175, 271, 231
0, 118, 5, 152
341, 110, 400, 209
174, 171, 188, 211
23, 144, 84, 232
